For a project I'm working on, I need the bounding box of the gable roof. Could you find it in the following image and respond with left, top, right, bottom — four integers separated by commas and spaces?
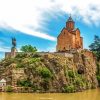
0, 79, 6, 82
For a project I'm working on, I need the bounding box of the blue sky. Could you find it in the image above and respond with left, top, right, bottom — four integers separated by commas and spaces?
0, 0, 100, 59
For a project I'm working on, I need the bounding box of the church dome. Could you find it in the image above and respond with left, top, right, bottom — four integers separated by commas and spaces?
67, 15, 74, 22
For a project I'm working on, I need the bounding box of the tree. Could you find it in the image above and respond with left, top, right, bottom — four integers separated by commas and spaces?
89, 35, 100, 61
20, 45, 37, 53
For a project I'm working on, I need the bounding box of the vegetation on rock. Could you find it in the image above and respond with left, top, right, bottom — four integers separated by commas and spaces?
36, 67, 53, 79
63, 85, 75, 93
17, 79, 32, 87
5, 85, 13, 92
89, 35, 100, 61
0, 45, 98, 93
89, 35, 100, 86
21, 45, 37, 53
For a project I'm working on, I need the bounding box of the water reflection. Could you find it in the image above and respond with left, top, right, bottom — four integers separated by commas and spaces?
0, 88, 100, 100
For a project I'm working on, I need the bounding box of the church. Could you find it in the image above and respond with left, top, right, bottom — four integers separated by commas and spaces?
56, 16, 83, 52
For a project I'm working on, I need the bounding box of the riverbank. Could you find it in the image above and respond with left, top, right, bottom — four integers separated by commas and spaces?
0, 88, 100, 100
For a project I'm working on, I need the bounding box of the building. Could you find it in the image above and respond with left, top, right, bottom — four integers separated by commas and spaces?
0, 79, 6, 87
56, 16, 83, 52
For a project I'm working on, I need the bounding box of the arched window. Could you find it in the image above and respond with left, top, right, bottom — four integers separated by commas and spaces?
63, 47, 66, 50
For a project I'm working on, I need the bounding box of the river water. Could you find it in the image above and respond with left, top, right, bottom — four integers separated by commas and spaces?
0, 88, 100, 100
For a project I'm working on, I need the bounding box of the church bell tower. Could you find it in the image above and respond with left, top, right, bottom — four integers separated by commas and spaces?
66, 15, 75, 30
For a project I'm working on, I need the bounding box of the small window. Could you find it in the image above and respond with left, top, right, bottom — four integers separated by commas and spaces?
64, 47, 66, 50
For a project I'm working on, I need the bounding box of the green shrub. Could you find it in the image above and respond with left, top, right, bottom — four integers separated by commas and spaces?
97, 75, 100, 82
63, 85, 75, 93
97, 63, 100, 74
5, 85, 13, 92
37, 67, 53, 78
16, 63, 24, 68
75, 78, 83, 86
68, 70, 75, 78
17, 79, 32, 87
96, 62, 100, 86
97, 75, 100, 86
16, 53, 27, 58
29, 58, 40, 63
20, 45, 37, 53
32, 85, 38, 92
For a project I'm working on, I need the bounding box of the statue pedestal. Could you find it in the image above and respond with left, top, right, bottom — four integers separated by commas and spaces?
11, 47, 17, 58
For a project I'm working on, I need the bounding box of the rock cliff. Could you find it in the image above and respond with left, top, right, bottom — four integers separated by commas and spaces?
0, 50, 98, 93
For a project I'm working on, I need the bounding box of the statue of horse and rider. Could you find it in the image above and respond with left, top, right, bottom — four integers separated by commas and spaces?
12, 38, 16, 47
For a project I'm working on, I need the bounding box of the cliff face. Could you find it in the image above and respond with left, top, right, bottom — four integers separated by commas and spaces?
0, 50, 98, 93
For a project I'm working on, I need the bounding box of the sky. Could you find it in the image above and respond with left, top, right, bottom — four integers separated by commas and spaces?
0, 0, 100, 59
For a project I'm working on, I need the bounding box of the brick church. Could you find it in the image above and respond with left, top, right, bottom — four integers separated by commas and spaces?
56, 16, 83, 52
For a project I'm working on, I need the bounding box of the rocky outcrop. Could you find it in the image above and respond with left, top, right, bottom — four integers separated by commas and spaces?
0, 50, 98, 93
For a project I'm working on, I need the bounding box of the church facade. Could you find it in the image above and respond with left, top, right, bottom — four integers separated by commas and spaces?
56, 16, 83, 52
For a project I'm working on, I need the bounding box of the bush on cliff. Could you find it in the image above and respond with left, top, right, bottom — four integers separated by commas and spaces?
96, 63, 100, 86
68, 70, 75, 78
63, 85, 75, 93
21, 45, 37, 53
97, 75, 100, 86
74, 77, 86, 90
5, 85, 13, 92
89, 35, 100, 61
36, 67, 53, 79
17, 79, 32, 87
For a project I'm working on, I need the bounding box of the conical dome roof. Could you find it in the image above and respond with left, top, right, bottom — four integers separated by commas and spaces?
67, 15, 74, 22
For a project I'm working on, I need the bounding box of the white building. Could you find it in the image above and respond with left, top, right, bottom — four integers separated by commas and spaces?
0, 79, 6, 87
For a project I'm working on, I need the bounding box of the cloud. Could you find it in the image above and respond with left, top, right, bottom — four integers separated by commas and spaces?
54, 0, 100, 26
0, 0, 57, 41
0, 0, 100, 42
0, 40, 10, 52
0, 47, 10, 52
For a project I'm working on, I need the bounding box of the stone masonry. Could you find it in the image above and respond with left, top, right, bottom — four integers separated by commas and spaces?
56, 15, 83, 52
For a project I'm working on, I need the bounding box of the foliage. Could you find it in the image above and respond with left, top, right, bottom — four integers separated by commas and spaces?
63, 85, 75, 93
37, 67, 53, 79
16, 56, 40, 68
89, 35, 100, 61
89, 35, 100, 51
31, 85, 38, 92
97, 63, 100, 75
5, 85, 13, 92
16, 63, 24, 68
29, 58, 40, 63
16, 53, 27, 58
17, 79, 32, 87
96, 63, 100, 86
97, 75, 100, 86
68, 70, 75, 78
74, 77, 84, 87
89, 35, 100, 86
20, 45, 37, 53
